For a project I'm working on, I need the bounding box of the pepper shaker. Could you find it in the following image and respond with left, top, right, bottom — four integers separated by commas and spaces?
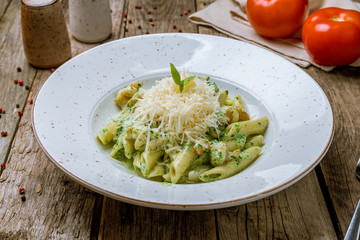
21, 0, 72, 68
69, 0, 113, 43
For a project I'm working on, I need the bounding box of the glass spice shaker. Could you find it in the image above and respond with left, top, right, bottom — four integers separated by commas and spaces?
69, 0, 113, 43
21, 0, 72, 68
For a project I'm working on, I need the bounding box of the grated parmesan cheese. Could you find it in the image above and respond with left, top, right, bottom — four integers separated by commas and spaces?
125, 72, 224, 152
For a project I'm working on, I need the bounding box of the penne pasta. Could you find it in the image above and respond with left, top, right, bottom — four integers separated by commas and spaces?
96, 121, 117, 145
244, 135, 264, 149
148, 164, 165, 178
123, 138, 135, 159
223, 116, 269, 140
170, 145, 197, 183
210, 141, 227, 166
224, 134, 246, 152
218, 90, 228, 106
114, 81, 143, 109
140, 150, 164, 176
199, 147, 261, 182
97, 68, 269, 184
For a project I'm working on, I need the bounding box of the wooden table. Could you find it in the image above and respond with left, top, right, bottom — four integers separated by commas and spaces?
0, 0, 359, 239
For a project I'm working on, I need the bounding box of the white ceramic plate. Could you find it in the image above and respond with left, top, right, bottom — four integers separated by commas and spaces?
32, 33, 334, 210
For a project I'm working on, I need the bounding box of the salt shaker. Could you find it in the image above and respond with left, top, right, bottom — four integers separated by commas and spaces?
69, 0, 113, 43
21, 0, 72, 68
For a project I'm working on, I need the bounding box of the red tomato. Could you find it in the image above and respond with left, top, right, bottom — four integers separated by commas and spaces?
302, 7, 360, 66
246, 0, 309, 38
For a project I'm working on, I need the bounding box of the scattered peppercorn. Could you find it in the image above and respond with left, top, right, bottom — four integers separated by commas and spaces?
14, 80, 18, 84
135, 5, 142, 9
19, 188, 25, 195
147, 10, 151, 14
25, 85, 30, 90
149, 18, 153, 22
145, 31, 149, 34
1, 163, 5, 169
178, 28, 182, 32
21, 196, 26, 202
188, 9, 191, 13
180, 13, 183, 17
19, 80, 24, 86
138, 25, 142, 29
18, 110, 23, 116
124, 13, 128, 18
2, 110, 5, 114
154, 6, 157, 10
184, 10, 188, 15
16, 104, 19, 108
129, 20, 132, 24
29, 99, 33, 104
150, 22, 155, 26
1, 131, 7, 136
172, 25, 177, 29
17, 67, 22, 72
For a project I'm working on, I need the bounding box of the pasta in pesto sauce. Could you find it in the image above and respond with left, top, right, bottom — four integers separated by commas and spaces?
97, 66, 269, 184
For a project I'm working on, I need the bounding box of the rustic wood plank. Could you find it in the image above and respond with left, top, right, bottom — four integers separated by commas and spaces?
0, 0, 11, 20
90, 194, 104, 240
101, 199, 217, 240
0, 0, 36, 167
0, 0, 126, 239
124, 0, 197, 36
216, 172, 337, 240
305, 66, 360, 238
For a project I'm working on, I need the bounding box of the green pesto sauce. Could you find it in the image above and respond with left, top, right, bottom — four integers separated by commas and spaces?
161, 182, 172, 186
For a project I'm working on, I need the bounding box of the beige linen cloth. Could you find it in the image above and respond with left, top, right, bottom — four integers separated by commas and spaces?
188, 0, 360, 71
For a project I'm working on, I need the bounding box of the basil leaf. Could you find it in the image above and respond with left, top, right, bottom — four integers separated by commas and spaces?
182, 75, 195, 86
170, 63, 181, 85
169, 63, 195, 93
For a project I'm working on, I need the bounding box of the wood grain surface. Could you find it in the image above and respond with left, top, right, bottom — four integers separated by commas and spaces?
0, 0, 359, 239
